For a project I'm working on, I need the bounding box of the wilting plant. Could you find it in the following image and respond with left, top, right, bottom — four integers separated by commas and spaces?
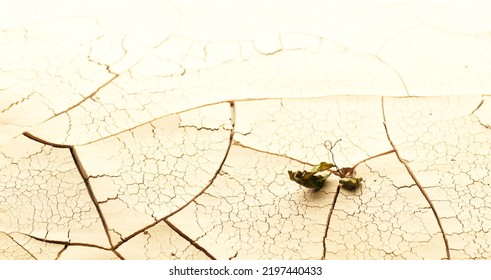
288, 140, 363, 190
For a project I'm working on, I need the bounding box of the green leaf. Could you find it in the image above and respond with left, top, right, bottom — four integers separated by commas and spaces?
288, 162, 335, 189
311, 162, 336, 173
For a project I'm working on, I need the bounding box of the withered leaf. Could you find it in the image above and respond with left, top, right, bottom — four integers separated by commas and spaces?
339, 176, 363, 189
288, 162, 335, 189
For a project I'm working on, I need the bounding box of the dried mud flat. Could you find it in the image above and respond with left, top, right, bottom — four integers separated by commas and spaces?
1, 0, 490, 260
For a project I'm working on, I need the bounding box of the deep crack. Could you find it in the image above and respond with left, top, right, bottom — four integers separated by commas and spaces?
381, 96, 450, 259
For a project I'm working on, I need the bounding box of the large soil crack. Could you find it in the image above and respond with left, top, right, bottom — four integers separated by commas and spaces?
381, 97, 450, 259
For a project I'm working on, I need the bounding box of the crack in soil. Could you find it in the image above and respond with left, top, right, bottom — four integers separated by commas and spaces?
111, 101, 236, 258
321, 149, 396, 259
381, 96, 450, 259
22, 131, 124, 259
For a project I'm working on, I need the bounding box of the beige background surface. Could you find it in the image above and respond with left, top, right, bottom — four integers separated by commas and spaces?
1, 0, 490, 259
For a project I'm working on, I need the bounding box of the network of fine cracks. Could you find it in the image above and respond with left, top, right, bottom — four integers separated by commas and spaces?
3, 94, 487, 260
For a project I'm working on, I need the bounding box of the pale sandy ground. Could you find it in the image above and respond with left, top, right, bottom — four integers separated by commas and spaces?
0, 0, 490, 260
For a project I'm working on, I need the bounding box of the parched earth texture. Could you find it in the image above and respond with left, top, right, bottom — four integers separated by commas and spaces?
1, 0, 490, 260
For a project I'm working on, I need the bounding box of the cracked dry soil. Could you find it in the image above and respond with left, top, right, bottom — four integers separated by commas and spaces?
1, 0, 491, 260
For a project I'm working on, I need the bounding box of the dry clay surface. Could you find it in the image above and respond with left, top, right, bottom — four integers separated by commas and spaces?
1, 0, 491, 260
